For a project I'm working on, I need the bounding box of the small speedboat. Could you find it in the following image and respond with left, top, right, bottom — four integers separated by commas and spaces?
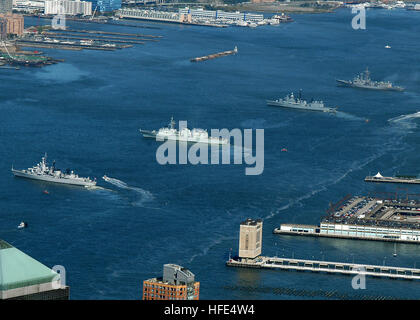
43, 190, 49, 195
385, 45, 391, 49
18, 221, 28, 229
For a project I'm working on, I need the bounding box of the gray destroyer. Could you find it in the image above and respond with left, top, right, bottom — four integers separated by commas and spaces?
12, 154, 96, 187
336, 68, 404, 91
266, 91, 337, 113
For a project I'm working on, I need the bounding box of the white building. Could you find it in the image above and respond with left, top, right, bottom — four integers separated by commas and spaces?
44, 0, 92, 15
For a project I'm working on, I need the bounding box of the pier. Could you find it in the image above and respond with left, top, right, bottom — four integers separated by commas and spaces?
365, 173, 420, 185
190, 46, 238, 62
273, 225, 420, 244
227, 256, 420, 281
275, 196, 420, 244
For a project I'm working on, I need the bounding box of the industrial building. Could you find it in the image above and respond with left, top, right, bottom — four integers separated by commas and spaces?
142, 264, 199, 300
239, 218, 263, 259
0, 239, 69, 300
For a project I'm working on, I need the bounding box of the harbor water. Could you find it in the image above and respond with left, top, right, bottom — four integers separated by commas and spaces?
1, 9, 420, 299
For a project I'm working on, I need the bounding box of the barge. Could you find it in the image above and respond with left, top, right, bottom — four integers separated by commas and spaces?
190, 46, 237, 63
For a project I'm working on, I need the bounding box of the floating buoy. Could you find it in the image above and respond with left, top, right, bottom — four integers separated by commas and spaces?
43, 190, 49, 195
365, 119, 370, 123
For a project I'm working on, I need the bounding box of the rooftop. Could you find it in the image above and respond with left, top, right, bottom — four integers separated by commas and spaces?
0, 240, 58, 291
322, 197, 420, 230
241, 218, 262, 226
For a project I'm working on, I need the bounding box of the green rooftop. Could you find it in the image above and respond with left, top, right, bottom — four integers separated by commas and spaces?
0, 240, 58, 291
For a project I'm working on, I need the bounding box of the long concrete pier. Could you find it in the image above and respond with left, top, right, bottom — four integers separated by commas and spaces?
227, 256, 420, 281
365, 175, 420, 184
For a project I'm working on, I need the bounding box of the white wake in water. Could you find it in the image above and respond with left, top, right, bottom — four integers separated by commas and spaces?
103, 176, 154, 206
335, 111, 368, 122
388, 111, 420, 129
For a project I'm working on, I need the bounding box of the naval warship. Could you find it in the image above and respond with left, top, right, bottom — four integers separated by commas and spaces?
139, 117, 229, 145
336, 68, 404, 91
12, 154, 96, 187
266, 91, 337, 113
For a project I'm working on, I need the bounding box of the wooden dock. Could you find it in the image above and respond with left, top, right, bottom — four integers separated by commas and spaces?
227, 256, 420, 281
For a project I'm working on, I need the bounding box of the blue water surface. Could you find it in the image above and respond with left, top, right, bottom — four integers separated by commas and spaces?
1, 8, 420, 299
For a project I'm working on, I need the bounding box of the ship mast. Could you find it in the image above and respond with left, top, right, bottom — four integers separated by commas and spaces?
364, 67, 370, 81
169, 116, 175, 129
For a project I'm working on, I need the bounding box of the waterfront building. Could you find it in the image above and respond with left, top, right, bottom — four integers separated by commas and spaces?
118, 7, 265, 24
88, 0, 120, 12
118, 8, 180, 22
0, 239, 69, 300
178, 7, 264, 22
44, 0, 92, 16
142, 264, 200, 300
275, 196, 420, 244
239, 218, 263, 259
0, 0, 13, 13
0, 13, 24, 36
13, 0, 45, 13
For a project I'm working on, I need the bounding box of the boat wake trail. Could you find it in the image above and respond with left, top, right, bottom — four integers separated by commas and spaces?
335, 111, 368, 122
102, 176, 154, 207
84, 185, 110, 191
240, 118, 292, 129
187, 234, 236, 264
388, 111, 420, 129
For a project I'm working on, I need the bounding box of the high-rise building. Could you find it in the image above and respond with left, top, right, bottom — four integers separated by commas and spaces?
0, 0, 13, 14
0, 13, 24, 36
142, 264, 200, 300
238, 218, 263, 259
44, 0, 92, 16
0, 239, 69, 300
89, 0, 121, 12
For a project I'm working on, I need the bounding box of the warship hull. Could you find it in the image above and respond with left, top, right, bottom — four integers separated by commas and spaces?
266, 100, 336, 113
336, 80, 404, 91
12, 169, 96, 187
